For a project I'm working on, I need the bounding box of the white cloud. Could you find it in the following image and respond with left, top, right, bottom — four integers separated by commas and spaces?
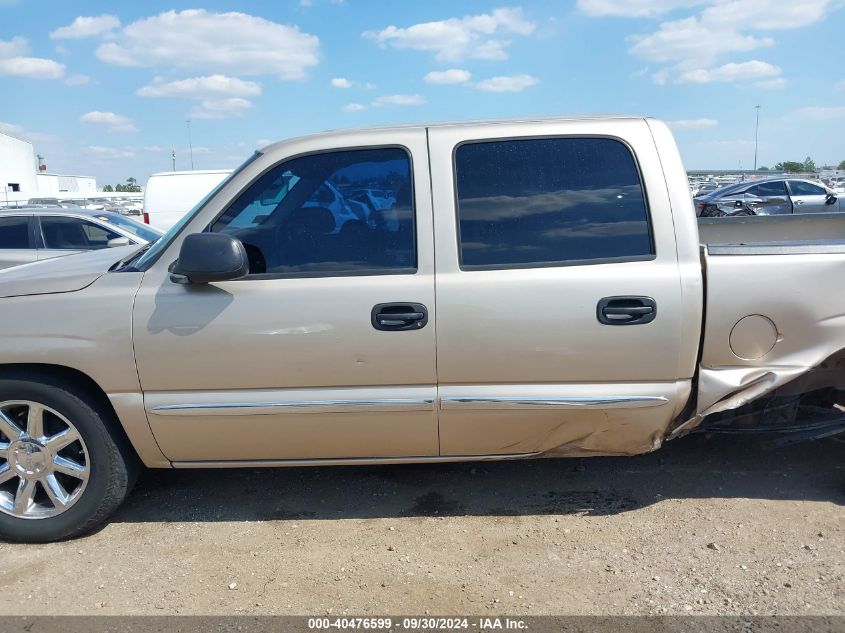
143, 145, 163, 152
331, 77, 352, 88
624, 0, 836, 84
0, 36, 27, 58
0, 121, 25, 136
256, 138, 272, 146
424, 68, 471, 84
364, 7, 535, 62
676, 60, 781, 84
667, 118, 718, 129
576, 0, 704, 17
0, 121, 54, 143
371, 94, 426, 106
137, 75, 262, 99
342, 103, 367, 112
0, 37, 65, 80
96, 9, 319, 80
64, 74, 90, 86
629, 18, 772, 67
86, 145, 135, 159
0, 56, 65, 79
50, 15, 120, 39
80, 111, 138, 133
699, 0, 830, 31
474, 74, 538, 92
795, 106, 845, 120
189, 98, 253, 119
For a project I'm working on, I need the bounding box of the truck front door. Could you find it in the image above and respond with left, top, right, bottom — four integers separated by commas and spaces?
132, 129, 438, 463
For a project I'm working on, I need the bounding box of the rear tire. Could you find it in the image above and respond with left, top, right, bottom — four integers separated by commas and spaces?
0, 376, 138, 542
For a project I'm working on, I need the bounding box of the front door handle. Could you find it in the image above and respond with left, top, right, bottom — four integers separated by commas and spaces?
597, 296, 657, 326
372, 302, 428, 331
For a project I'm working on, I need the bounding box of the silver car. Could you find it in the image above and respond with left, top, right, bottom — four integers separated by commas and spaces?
695, 178, 840, 216
0, 209, 162, 271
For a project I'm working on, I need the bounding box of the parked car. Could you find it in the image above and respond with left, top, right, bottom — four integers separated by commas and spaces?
26, 198, 62, 207
0, 209, 162, 270
695, 177, 840, 216
349, 187, 396, 211
144, 170, 232, 230
3, 117, 845, 542
58, 199, 105, 211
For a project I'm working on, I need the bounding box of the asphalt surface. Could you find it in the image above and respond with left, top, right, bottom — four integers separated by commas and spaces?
0, 432, 842, 615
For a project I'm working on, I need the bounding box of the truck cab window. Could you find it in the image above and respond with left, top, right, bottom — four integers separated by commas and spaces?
454, 137, 654, 269
211, 147, 415, 277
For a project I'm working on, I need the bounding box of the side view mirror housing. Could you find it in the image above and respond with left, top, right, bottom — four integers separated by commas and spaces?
733, 199, 744, 208
826, 193, 837, 206
170, 232, 249, 284
107, 236, 131, 248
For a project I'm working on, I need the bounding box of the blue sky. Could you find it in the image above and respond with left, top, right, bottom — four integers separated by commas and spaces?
1, 0, 844, 185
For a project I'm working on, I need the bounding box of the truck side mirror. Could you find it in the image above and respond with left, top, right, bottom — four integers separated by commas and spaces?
170, 232, 249, 284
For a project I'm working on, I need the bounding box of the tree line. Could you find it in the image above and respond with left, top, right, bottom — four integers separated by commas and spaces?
758, 158, 845, 173
102, 177, 141, 192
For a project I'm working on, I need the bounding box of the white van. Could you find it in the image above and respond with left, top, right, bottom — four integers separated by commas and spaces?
143, 170, 232, 230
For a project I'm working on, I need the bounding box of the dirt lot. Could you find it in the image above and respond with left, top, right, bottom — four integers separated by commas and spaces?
0, 433, 842, 616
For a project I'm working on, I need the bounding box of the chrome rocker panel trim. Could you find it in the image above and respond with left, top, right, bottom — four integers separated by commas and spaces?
439, 395, 669, 410
150, 398, 436, 416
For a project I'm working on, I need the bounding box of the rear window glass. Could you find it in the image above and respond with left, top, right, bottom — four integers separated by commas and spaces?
454, 137, 654, 269
746, 181, 787, 196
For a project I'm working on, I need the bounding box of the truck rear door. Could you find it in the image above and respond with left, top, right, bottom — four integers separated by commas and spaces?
427, 119, 697, 457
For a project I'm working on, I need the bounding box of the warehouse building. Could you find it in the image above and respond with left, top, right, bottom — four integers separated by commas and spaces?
1, 130, 96, 204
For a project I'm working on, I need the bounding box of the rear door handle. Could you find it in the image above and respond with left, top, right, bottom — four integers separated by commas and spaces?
597, 296, 657, 326
372, 302, 428, 331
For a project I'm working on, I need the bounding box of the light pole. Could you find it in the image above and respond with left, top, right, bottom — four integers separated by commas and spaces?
753, 105, 761, 171
186, 120, 194, 170
171, 148, 176, 172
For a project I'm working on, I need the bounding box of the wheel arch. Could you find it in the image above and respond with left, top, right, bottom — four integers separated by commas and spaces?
0, 363, 166, 467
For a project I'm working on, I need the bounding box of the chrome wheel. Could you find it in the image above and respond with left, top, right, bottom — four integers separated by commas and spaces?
0, 400, 89, 519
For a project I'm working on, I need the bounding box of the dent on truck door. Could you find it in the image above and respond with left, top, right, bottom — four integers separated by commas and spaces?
428, 120, 694, 457
132, 131, 438, 462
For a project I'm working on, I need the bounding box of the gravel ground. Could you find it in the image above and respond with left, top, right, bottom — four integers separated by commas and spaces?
0, 433, 842, 616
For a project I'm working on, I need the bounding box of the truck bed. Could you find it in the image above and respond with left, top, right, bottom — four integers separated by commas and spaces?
676, 238, 845, 436
698, 212, 845, 245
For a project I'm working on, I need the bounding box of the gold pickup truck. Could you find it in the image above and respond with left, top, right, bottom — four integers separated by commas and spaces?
1, 116, 844, 541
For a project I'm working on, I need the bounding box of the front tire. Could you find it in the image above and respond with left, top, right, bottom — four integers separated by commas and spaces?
0, 376, 137, 542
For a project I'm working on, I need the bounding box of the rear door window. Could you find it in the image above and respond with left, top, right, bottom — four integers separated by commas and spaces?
0, 216, 31, 249
454, 137, 654, 269
788, 181, 826, 196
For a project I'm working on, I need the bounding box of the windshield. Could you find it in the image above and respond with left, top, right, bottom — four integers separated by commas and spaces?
94, 213, 162, 242
133, 151, 262, 270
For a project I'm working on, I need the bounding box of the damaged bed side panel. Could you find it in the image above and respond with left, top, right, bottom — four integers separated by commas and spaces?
678, 245, 845, 435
